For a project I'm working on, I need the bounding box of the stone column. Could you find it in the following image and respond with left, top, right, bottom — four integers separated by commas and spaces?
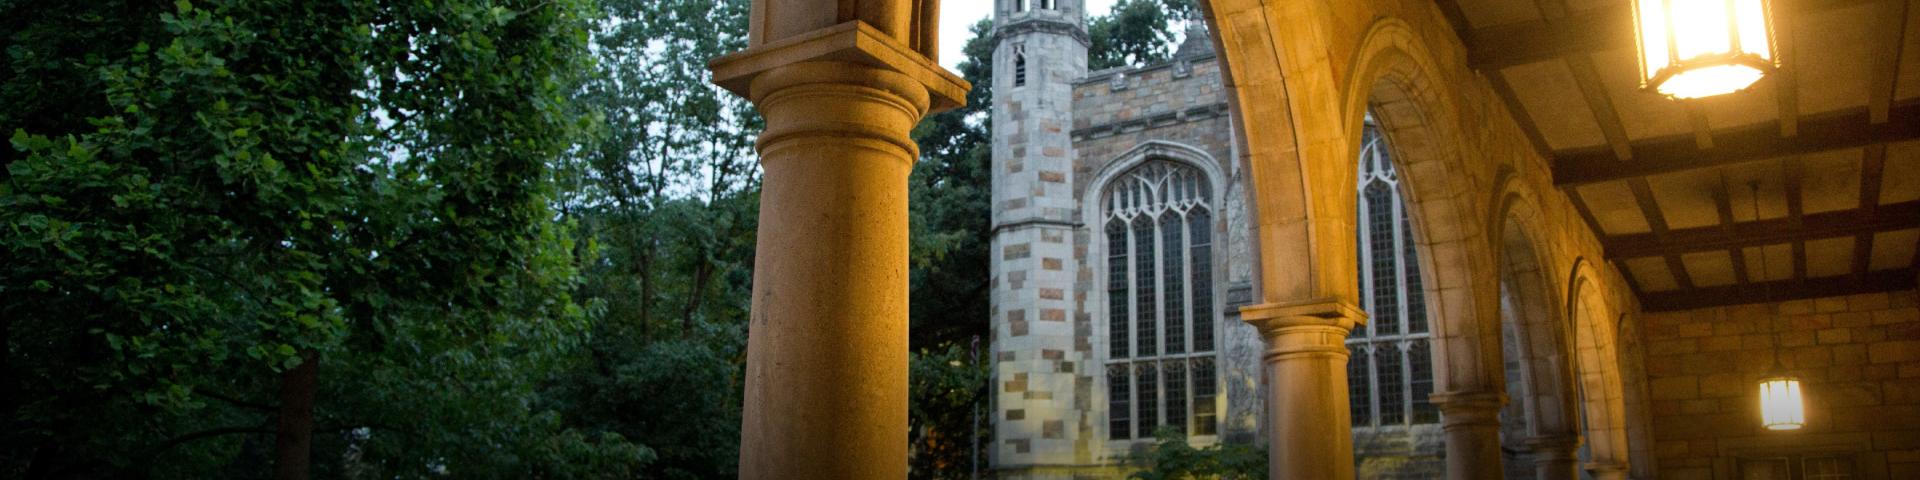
709, 21, 967, 480
1240, 299, 1365, 480
1585, 461, 1629, 480
1526, 435, 1579, 480
1431, 390, 1506, 480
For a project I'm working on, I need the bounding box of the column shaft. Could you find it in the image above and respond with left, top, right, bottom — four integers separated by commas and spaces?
1242, 301, 1365, 480
735, 61, 930, 479
1433, 390, 1505, 480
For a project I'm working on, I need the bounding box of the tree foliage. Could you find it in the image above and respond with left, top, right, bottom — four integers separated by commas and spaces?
1128, 428, 1269, 480
3, 0, 647, 477
1088, 0, 1199, 70
0, 0, 1202, 477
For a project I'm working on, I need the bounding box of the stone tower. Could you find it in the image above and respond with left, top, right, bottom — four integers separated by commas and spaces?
989, 0, 1090, 475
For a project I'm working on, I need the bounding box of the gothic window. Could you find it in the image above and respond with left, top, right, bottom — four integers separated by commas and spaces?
1014, 48, 1028, 88
1103, 159, 1217, 440
1349, 124, 1439, 428
1013, 0, 1026, 13
1039, 0, 1056, 10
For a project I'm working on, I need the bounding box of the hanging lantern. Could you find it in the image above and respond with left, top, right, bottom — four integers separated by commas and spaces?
1758, 372, 1804, 430
1632, 0, 1779, 99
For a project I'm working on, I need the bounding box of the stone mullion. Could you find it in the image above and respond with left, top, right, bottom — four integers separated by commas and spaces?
1180, 208, 1196, 433
1124, 212, 1140, 439
1390, 171, 1414, 428
1357, 179, 1378, 429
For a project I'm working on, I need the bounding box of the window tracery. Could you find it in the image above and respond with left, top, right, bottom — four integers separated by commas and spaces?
1350, 125, 1440, 428
1103, 159, 1218, 439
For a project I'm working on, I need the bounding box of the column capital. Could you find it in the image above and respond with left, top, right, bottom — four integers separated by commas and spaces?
1239, 297, 1366, 332
1239, 298, 1364, 359
1428, 390, 1507, 428
710, 21, 968, 113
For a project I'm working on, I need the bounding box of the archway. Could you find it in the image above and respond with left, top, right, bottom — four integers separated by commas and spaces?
1194, 2, 1509, 477
1495, 187, 1582, 480
1568, 260, 1633, 477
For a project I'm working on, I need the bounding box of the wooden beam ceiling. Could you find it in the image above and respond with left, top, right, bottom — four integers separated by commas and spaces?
1467, 0, 1892, 71
1641, 268, 1918, 312
1456, 0, 1918, 311
1603, 201, 1920, 259
1552, 102, 1920, 187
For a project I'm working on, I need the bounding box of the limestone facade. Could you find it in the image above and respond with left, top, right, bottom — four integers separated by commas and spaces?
987, 3, 1277, 475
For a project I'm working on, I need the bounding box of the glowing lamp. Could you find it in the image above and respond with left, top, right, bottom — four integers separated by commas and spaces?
1632, 0, 1778, 99
1758, 373, 1804, 430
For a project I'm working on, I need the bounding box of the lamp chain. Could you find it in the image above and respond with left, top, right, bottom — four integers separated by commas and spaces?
1751, 180, 1784, 371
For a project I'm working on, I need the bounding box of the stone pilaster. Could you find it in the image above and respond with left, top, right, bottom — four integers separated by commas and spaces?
1526, 435, 1579, 480
1240, 299, 1365, 480
1431, 390, 1506, 480
710, 21, 967, 480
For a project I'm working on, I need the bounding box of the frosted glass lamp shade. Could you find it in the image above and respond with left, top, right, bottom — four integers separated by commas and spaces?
1633, 0, 1778, 99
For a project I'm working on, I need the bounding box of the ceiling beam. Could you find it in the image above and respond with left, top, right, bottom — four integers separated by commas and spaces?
1867, 0, 1912, 123
1640, 268, 1917, 312
1686, 103, 1716, 149
1786, 158, 1810, 280
1566, 55, 1635, 161
1855, 144, 1889, 277
1489, 71, 1554, 158
1468, 0, 1892, 71
1552, 102, 1920, 187
1603, 201, 1920, 259
1713, 175, 1752, 283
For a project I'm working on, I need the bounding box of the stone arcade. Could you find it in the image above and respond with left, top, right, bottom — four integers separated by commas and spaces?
709, 0, 1920, 478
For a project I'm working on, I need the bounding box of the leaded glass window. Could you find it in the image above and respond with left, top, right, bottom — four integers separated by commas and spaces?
1103, 159, 1218, 440
1349, 125, 1439, 428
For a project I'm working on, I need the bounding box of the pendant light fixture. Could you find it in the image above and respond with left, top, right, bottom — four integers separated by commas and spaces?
1749, 181, 1805, 431
1632, 0, 1780, 99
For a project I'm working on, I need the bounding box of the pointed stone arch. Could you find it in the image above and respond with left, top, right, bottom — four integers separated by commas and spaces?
1567, 258, 1633, 472
1491, 171, 1585, 477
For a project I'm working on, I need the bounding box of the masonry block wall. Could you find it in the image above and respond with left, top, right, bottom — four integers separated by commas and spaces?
991, 24, 1269, 477
1643, 289, 1920, 479
989, 1, 1094, 476
1070, 49, 1264, 453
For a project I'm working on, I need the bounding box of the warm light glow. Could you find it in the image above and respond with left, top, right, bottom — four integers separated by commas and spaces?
1632, 0, 1778, 99
1758, 375, 1804, 430
1660, 64, 1767, 99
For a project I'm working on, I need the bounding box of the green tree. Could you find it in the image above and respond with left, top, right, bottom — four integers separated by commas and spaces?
909, 18, 996, 349
1088, 0, 1198, 70
3, 0, 647, 477
903, 17, 997, 479
538, 0, 761, 477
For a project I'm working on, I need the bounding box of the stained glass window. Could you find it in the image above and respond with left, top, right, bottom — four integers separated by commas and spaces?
1350, 124, 1439, 428
1102, 159, 1218, 440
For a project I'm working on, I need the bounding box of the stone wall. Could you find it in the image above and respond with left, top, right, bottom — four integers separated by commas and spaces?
1643, 289, 1920, 479
988, 4, 1093, 474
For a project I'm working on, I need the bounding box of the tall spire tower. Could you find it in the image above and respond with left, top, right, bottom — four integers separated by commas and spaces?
989, 0, 1090, 474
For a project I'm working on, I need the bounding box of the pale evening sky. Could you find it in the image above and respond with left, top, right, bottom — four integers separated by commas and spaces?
938, 0, 1119, 70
